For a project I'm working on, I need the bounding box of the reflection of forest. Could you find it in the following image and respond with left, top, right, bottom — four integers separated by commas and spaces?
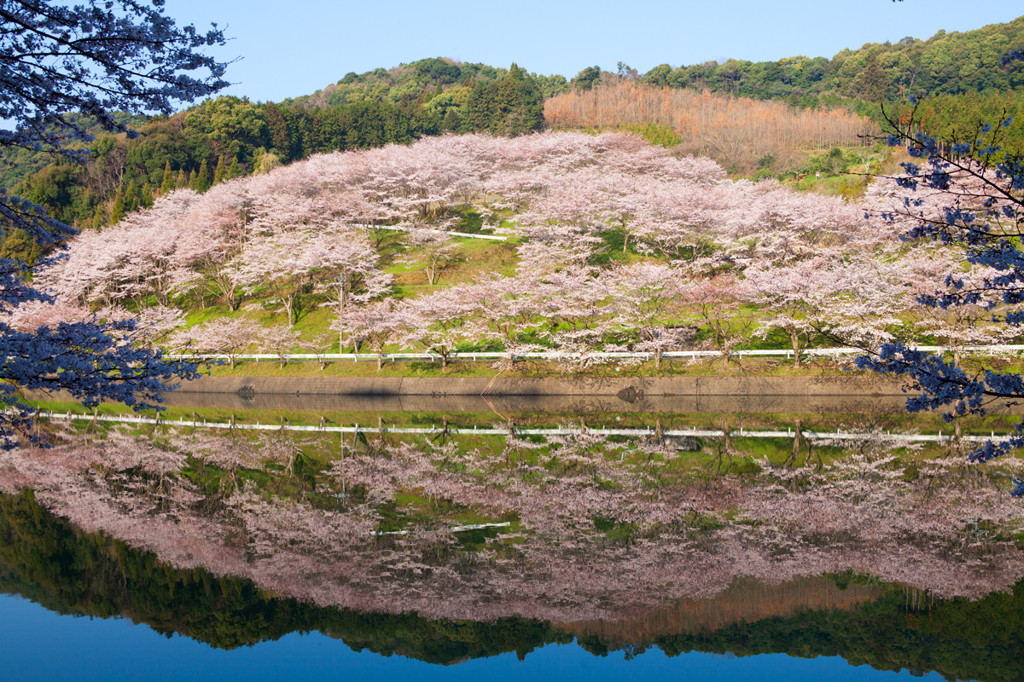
1, 489, 1023, 681
560, 575, 882, 647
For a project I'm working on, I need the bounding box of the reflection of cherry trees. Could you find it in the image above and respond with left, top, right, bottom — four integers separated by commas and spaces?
1, 426, 1021, 625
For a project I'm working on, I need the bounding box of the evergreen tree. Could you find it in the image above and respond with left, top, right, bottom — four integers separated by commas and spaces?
228, 158, 241, 179
109, 189, 125, 225
123, 180, 140, 213
212, 154, 228, 186
856, 51, 889, 102
91, 203, 106, 229
491, 63, 544, 136
264, 101, 292, 160
159, 161, 175, 195
191, 160, 210, 192
463, 80, 494, 133
300, 110, 324, 156
140, 182, 154, 209
0, 230, 40, 266
175, 169, 188, 189
442, 108, 462, 132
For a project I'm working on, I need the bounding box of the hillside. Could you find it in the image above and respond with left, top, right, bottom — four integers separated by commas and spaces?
13, 130, 1017, 384
4, 15, 1023, 262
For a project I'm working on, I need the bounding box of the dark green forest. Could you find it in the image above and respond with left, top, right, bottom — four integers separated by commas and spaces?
642, 16, 1024, 106
0, 60, 545, 249
1, 489, 1022, 680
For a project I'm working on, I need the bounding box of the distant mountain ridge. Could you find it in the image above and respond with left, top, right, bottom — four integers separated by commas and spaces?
287, 15, 1024, 115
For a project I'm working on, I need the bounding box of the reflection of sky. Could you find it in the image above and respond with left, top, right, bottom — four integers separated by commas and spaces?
0, 594, 954, 682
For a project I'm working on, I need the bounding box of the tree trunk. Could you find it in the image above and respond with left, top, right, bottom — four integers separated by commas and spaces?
284, 292, 295, 327
337, 280, 347, 352
791, 329, 802, 370
791, 418, 802, 467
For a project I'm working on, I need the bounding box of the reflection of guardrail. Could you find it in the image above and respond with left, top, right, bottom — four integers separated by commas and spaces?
165, 345, 1024, 365
34, 410, 1015, 443
373, 522, 510, 537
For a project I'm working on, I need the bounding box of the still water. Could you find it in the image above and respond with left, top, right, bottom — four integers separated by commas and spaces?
1, 396, 1020, 681
0, 593, 953, 682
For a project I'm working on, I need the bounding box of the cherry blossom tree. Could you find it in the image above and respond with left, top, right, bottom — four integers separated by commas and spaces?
171, 317, 262, 369
607, 263, 685, 369
332, 298, 408, 372
304, 331, 338, 370
399, 229, 460, 286
464, 276, 544, 369
401, 286, 475, 369
681, 272, 755, 369
258, 325, 302, 369
313, 223, 392, 348
538, 265, 614, 370
900, 247, 1012, 365
230, 229, 322, 326
743, 254, 846, 369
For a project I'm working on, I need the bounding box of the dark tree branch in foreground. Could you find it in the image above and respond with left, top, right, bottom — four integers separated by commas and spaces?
858, 49, 1024, 492
0, 1, 227, 448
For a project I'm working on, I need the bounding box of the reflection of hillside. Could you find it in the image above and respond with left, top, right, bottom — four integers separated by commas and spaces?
2, 488, 1023, 681
38, 372, 1024, 417
2, 425, 1022, 622
560, 575, 882, 648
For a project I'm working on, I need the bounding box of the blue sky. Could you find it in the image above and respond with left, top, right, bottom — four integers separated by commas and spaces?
168, 0, 1023, 103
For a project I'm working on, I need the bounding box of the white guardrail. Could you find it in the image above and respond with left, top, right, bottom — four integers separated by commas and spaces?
164, 345, 1024, 365
34, 410, 1016, 444
350, 223, 508, 242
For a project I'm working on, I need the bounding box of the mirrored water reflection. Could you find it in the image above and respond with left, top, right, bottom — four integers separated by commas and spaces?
1, 403, 1022, 681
